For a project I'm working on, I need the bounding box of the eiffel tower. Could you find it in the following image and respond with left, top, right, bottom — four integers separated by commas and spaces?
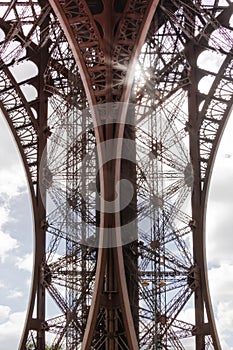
0, 1, 232, 349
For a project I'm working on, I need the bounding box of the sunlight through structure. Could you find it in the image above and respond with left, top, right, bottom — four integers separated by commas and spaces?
0, 1, 232, 349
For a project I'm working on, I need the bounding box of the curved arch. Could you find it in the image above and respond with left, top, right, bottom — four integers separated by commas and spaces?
0, 0, 231, 348
201, 96, 232, 350
0, 56, 47, 349
198, 56, 233, 346
0, 102, 39, 350
0, 4, 50, 349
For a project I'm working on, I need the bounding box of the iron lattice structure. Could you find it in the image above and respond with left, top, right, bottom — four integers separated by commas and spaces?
0, 0, 232, 349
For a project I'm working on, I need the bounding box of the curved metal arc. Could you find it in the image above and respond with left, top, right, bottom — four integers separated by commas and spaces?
200, 101, 232, 350
48, 0, 106, 149
0, 102, 40, 350
186, 23, 232, 350
91, 3, 160, 346
201, 98, 233, 191
180, 7, 232, 347
119, 0, 160, 107
7, 0, 231, 348
111, 1, 160, 340
0, 10, 51, 349
199, 55, 233, 340
198, 54, 233, 129
197, 191, 222, 349
0, 61, 39, 132
98, 2, 160, 347
48, 0, 99, 108
48, 2, 159, 348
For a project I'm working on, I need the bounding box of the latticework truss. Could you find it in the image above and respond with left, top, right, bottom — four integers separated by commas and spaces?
0, 0, 232, 349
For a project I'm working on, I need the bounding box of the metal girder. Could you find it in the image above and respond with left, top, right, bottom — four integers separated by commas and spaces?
0, 61, 38, 184
48, 0, 160, 105
0, 1, 232, 349
199, 54, 233, 187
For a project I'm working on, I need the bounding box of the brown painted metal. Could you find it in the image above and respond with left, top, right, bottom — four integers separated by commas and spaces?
187, 40, 208, 349
0, 1, 232, 349
47, 1, 159, 348
185, 5, 232, 349
20, 14, 50, 350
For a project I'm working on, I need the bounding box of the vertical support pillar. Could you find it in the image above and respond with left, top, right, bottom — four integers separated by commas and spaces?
186, 40, 205, 349
35, 15, 50, 349
121, 108, 139, 337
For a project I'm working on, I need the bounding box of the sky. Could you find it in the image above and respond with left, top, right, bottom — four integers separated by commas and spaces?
0, 5, 232, 347
0, 107, 233, 349
0, 114, 33, 349
206, 114, 233, 349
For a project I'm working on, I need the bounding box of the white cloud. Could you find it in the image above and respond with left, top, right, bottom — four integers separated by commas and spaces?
209, 264, 233, 302
26, 278, 32, 286
217, 302, 233, 349
0, 170, 26, 197
0, 230, 19, 263
0, 281, 5, 288
7, 289, 23, 299
0, 206, 9, 225
0, 114, 26, 197
206, 206, 233, 266
0, 305, 10, 323
208, 264, 233, 349
16, 253, 33, 273
0, 310, 26, 350
218, 300, 233, 330
220, 340, 233, 350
